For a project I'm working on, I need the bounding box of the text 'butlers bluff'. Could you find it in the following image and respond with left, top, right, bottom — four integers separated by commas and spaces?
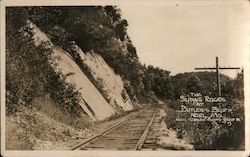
176, 93, 240, 125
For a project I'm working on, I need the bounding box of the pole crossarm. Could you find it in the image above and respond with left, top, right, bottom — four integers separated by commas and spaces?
195, 68, 216, 70
218, 67, 240, 70
195, 67, 240, 70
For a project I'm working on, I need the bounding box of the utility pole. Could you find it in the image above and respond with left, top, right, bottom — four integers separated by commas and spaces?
195, 56, 240, 96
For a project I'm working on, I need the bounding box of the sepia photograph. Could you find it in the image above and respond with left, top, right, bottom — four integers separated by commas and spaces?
1, 0, 249, 157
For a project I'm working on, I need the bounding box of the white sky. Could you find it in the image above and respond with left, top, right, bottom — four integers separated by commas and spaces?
119, 1, 249, 78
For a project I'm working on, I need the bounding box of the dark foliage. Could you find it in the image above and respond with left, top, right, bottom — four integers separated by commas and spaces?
171, 72, 233, 99
166, 71, 244, 150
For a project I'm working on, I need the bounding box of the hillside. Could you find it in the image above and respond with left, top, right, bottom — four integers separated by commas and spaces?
30, 20, 119, 120
6, 6, 148, 150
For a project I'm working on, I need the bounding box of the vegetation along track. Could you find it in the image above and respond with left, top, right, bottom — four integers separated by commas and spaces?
71, 107, 162, 150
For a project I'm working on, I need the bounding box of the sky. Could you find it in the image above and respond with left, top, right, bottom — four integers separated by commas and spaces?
119, 1, 249, 78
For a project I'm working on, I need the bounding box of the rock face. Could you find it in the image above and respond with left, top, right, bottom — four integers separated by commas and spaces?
51, 47, 116, 120
28, 21, 133, 120
75, 46, 134, 112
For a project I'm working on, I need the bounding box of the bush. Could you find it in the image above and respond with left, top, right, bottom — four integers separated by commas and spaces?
6, 9, 85, 119
164, 98, 244, 150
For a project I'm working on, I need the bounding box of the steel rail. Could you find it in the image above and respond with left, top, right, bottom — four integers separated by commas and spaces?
134, 108, 158, 150
71, 107, 150, 150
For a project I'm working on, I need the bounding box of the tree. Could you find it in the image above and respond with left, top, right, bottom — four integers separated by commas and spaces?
186, 74, 201, 93
104, 6, 122, 22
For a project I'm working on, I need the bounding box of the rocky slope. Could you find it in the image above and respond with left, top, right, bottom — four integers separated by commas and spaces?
6, 20, 138, 150
29, 20, 133, 120
78, 50, 134, 111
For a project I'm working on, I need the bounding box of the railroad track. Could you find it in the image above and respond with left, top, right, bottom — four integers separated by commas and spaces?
71, 107, 162, 150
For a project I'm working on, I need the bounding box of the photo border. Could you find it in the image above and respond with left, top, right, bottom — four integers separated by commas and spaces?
1, 0, 249, 157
